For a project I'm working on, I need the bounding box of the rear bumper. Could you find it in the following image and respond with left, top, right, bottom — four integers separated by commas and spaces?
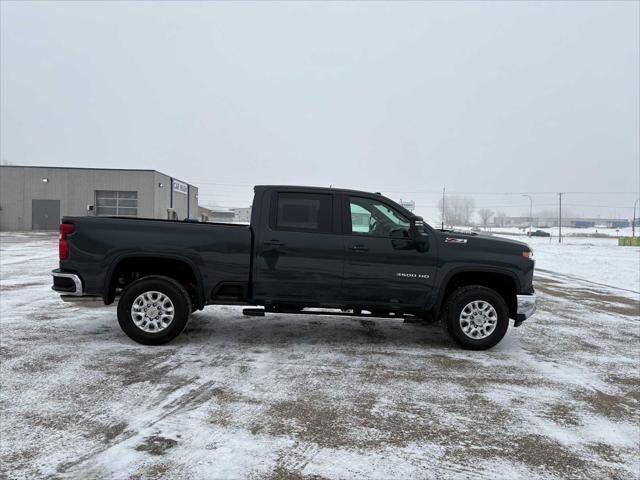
52, 269, 105, 305
51, 269, 83, 296
515, 293, 537, 326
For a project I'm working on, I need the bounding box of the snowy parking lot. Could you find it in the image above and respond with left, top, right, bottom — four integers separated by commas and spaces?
1, 232, 638, 479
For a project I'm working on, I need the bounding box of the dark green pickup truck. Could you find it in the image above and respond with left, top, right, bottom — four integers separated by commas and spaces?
52, 185, 536, 349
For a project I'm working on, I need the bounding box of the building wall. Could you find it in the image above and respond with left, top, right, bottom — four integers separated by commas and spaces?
171, 179, 189, 220
231, 207, 252, 223
153, 172, 170, 220
198, 206, 235, 223
0, 166, 197, 230
152, 173, 198, 220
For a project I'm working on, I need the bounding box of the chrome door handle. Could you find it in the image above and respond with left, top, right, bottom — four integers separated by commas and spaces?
349, 245, 369, 251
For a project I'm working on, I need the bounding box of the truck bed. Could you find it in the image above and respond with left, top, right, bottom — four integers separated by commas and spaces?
59, 216, 253, 304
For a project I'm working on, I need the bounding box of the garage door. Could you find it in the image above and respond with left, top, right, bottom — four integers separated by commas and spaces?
32, 199, 60, 230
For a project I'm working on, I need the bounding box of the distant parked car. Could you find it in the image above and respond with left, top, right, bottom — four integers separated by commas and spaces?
528, 230, 551, 238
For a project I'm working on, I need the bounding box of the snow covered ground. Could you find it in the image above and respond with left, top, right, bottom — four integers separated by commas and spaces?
497, 234, 640, 298
1, 232, 639, 479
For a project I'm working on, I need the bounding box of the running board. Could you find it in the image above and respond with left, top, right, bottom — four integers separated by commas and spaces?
242, 308, 416, 320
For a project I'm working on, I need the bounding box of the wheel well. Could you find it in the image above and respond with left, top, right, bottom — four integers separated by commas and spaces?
440, 271, 517, 319
106, 257, 201, 307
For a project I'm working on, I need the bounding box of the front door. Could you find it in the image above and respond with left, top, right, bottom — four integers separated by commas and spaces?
342, 195, 437, 310
253, 191, 344, 305
32, 199, 60, 230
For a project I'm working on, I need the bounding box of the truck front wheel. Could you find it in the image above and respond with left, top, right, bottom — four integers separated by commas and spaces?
117, 275, 191, 345
440, 285, 509, 350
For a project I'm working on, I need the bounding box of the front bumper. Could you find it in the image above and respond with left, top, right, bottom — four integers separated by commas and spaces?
515, 293, 537, 326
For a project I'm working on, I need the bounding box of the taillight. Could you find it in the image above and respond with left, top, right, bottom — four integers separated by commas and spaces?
59, 223, 75, 260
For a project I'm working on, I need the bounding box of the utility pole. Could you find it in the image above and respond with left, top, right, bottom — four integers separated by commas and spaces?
633, 198, 639, 238
558, 192, 563, 243
441, 187, 445, 230
522, 194, 532, 234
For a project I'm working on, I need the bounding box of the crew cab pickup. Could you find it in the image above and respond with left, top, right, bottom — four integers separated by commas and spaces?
52, 185, 536, 350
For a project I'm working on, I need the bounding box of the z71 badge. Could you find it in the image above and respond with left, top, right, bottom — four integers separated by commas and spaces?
445, 237, 468, 244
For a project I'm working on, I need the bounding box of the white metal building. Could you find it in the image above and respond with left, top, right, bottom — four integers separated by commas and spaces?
230, 207, 252, 223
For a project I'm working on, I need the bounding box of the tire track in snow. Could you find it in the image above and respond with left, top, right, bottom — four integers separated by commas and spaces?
271, 441, 320, 476
57, 380, 218, 475
537, 268, 640, 295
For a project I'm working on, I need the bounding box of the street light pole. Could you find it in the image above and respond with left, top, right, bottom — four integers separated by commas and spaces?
522, 194, 532, 235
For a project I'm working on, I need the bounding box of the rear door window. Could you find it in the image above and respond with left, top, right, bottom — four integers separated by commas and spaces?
274, 193, 333, 233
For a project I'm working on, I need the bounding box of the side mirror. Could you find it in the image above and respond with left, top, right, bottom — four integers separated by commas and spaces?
410, 217, 429, 252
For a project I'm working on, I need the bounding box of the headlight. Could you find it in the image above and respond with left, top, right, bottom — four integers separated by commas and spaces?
522, 250, 533, 258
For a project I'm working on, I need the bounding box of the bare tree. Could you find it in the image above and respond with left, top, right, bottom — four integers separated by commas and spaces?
494, 211, 507, 227
437, 196, 476, 227
478, 208, 494, 227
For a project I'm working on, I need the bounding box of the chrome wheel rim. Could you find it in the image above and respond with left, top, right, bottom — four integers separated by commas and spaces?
459, 300, 498, 339
131, 291, 175, 333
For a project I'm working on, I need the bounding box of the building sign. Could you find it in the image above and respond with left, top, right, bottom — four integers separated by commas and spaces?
173, 180, 188, 195
399, 200, 415, 212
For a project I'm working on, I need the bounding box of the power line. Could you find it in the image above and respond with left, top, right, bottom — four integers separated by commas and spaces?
184, 179, 639, 196
199, 198, 638, 211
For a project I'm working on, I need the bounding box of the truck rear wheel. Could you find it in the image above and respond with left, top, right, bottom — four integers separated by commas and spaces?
440, 285, 509, 350
117, 275, 191, 345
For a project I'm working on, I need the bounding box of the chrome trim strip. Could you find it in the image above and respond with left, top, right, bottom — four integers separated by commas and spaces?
516, 293, 537, 320
51, 271, 83, 296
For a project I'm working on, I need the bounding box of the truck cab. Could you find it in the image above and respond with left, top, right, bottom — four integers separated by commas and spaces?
250, 186, 437, 314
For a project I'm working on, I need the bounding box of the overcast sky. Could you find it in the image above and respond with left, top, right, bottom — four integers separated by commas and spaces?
1, 1, 638, 221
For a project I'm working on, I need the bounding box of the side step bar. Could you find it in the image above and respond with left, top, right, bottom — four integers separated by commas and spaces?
242, 308, 417, 320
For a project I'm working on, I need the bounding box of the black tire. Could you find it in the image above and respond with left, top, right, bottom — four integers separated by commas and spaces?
117, 275, 191, 345
440, 285, 509, 350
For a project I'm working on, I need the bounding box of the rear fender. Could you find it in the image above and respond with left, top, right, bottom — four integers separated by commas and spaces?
103, 253, 205, 308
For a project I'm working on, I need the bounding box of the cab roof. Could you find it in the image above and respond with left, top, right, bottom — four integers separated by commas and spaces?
254, 184, 385, 197
253, 185, 418, 219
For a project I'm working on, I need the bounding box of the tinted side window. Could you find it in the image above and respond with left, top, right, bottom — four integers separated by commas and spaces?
275, 193, 333, 233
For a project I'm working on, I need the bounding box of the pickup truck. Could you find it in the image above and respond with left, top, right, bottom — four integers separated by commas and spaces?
51, 185, 536, 350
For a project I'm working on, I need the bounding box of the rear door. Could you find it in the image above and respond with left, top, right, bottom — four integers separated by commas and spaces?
252, 190, 344, 305
341, 195, 437, 310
